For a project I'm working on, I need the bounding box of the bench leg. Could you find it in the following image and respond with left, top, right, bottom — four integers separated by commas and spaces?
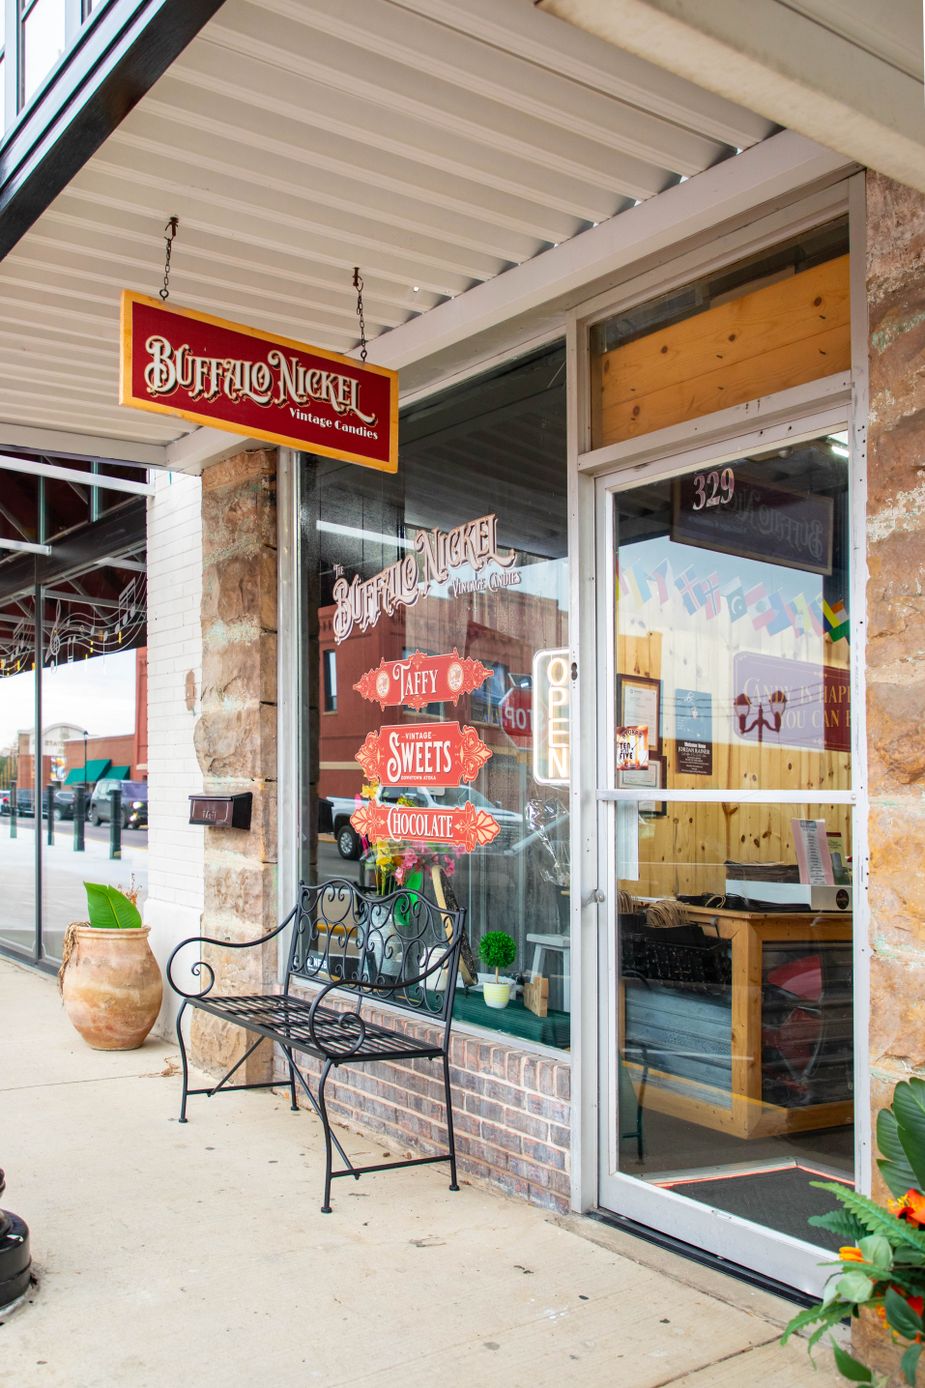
442, 1052, 460, 1192
177, 1000, 190, 1124
288, 1056, 298, 1112
318, 1058, 335, 1214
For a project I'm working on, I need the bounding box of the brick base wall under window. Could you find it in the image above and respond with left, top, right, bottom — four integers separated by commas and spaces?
273, 988, 571, 1212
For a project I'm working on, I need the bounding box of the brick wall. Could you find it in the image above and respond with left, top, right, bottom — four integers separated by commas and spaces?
144, 471, 204, 1037
275, 990, 571, 1211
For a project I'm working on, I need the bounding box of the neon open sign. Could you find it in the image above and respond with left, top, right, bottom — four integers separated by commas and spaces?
532, 648, 570, 787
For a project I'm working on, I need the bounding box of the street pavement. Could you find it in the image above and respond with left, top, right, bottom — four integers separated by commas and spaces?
0, 958, 847, 1388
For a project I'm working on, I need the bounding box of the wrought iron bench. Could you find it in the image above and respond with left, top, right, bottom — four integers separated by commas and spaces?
166, 879, 467, 1213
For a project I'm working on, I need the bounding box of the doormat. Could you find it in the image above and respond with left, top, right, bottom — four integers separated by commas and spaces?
662, 1164, 853, 1250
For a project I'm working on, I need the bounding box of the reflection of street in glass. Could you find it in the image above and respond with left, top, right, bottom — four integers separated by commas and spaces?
0, 823, 147, 961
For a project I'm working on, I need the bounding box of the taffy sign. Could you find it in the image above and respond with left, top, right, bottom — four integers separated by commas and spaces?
353, 649, 492, 711
355, 722, 491, 787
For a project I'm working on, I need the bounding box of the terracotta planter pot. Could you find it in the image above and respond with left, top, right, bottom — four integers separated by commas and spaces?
62, 926, 163, 1050
852, 1306, 910, 1387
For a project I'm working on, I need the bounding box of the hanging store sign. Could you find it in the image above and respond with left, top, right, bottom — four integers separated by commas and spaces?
354, 722, 492, 787
119, 291, 398, 472
353, 649, 493, 711
332, 513, 517, 642
350, 798, 500, 854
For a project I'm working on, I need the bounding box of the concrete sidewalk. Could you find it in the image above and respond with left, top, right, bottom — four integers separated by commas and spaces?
0, 958, 844, 1388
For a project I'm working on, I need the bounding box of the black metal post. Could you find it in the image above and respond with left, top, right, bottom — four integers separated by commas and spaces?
109, 788, 122, 860
46, 786, 54, 845
73, 787, 85, 852
9, 778, 16, 839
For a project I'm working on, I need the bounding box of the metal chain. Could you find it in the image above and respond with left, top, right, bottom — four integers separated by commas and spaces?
159, 216, 179, 301
353, 266, 368, 362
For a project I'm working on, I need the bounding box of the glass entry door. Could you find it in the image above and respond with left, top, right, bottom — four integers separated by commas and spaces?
596, 431, 857, 1295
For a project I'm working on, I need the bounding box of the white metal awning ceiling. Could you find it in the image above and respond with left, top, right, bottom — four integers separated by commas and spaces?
0, 0, 781, 464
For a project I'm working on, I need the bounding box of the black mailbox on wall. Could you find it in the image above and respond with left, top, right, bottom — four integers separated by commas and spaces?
188, 793, 253, 830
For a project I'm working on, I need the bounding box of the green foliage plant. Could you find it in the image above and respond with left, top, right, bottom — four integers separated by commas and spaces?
478, 930, 516, 982
84, 882, 143, 929
782, 1076, 925, 1385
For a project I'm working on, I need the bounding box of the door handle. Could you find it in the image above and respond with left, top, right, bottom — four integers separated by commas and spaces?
583, 888, 605, 907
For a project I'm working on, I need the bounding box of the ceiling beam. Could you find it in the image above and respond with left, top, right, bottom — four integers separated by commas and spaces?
0, 454, 154, 496
537, 0, 925, 195
0, 421, 166, 467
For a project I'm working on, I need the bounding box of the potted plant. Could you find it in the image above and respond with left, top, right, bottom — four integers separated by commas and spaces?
479, 931, 517, 1008
58, 881, 163, 1050
782, 1076, 925, 1385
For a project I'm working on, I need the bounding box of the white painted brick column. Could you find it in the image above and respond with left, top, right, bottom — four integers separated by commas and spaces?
144, 471, 204, 1037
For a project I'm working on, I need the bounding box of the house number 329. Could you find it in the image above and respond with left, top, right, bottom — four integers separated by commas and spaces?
691, 467, 735, 510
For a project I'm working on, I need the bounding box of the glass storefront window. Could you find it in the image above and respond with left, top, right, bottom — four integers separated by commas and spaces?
603, 427, 855, 1257
22, 0, 67, 105
300, 345, 570, 1045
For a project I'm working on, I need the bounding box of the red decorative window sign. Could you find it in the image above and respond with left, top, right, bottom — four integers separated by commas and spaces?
350, 799, 500, 854
355, 723, 492, 787
353, 649, 493, 711
120, 291, 398, 473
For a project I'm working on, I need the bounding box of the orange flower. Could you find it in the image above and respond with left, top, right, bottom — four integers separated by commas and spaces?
888, 1189, 925, 1226
839, 1246, 864, 1262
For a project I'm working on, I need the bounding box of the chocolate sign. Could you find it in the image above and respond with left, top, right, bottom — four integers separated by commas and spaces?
353, 649, 493, 711
350, 799, 501, 853
354, 723, 492, 787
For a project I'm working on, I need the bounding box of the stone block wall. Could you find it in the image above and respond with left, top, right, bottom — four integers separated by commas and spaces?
190, 449, 279, 1082
274, 992, 572, 1211
865, 171, 925, 1154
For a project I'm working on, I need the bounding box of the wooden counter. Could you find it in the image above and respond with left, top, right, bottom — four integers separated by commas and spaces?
622, 906, 853, 1140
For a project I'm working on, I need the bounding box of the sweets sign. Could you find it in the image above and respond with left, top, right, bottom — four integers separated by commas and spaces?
120, 292, 398, 472
354, 722, 492, 787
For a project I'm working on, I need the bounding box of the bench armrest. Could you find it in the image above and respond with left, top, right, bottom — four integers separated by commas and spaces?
166, 907, 297, 999
305, 939, 462, 1058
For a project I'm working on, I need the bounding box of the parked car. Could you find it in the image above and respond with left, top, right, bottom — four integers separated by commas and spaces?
0, 788, 35, 816
322, 784, 522, 859
46, 789, 77, 820
88, 779, 148, 829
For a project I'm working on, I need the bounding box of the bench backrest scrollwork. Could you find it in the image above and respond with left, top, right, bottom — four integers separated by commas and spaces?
286, 879, 467, 1027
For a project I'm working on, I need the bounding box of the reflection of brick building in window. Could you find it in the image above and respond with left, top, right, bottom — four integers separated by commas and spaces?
15, 647, 148, 789
317, 590, 567, 807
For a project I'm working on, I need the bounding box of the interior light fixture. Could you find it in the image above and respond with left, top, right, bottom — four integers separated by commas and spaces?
827, 432, 850, 459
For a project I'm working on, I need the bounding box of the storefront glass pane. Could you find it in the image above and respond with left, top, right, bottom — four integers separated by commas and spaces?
613, 434, 851, 792
22, 0, 66, 104
0, 657, 36, 957
615, 798, 853, 1247
40, 648, 148, 963
300, 345, 570, 1045
610, 437, 854, 1249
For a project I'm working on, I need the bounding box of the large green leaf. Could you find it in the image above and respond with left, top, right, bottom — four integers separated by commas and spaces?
894, 1080, 925, 1193
878, 1107, 920, 1198
886, 1285, 925, 1341
837, 1270, 875, 1304
781, 1301, 844, 1345
84, 882, 142, 930
831, 1340, 874, 1383
859, 1235, 894, 1274
901, 1342, 923, 1386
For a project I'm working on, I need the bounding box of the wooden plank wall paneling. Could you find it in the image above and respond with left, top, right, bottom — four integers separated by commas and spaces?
616, 632, 852, 900
596, 255, 851, 445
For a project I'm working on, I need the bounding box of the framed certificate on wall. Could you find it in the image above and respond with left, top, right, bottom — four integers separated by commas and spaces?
618, 675, 661, 755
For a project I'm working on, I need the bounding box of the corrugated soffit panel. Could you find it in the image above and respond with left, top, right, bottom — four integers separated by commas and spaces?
0, 0, 775, 453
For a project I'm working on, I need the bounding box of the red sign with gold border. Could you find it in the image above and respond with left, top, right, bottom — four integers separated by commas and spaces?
353, 649, 493, 711
355, 722, 492, 787
350, 800, 500, 852
119, 291, 398, 473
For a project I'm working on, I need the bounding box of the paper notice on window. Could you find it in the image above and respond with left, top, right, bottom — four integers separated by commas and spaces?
791, 818, 835, 885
